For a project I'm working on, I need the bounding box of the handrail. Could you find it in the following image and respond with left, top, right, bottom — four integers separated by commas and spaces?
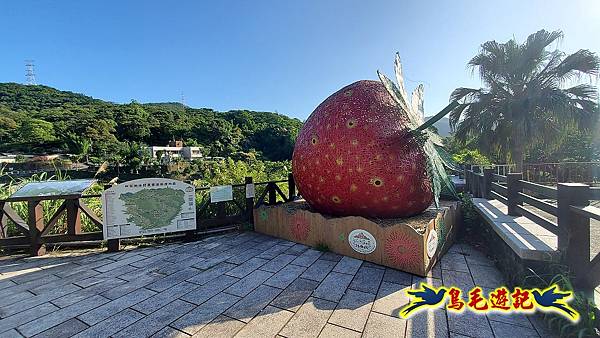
0, 193, 105, 202
491, 173, 507, 182
517, 192, 557, 216
0, 179, 291, 198
590, 187, 600, 200
464, 163, 599, 292
570, 205, 600, 222
0, 175, 297, 254
491, 182, 507, 196
490, 191, 507, 204
515, 205, 559, 235
524, 161, 600, 166
518, 180, 557, 199
193, 179, 288, 191
255, 179, 288, 185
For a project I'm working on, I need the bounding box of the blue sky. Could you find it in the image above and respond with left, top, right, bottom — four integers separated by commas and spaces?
1, 0, 599, 120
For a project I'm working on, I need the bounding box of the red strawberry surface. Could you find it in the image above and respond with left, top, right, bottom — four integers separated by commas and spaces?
292, 80, 433, 218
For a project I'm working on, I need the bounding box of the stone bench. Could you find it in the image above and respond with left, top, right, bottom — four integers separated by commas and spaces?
472, 198, 559, 262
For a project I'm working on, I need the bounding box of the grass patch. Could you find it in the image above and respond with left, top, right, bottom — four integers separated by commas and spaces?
315, 242, 330, 252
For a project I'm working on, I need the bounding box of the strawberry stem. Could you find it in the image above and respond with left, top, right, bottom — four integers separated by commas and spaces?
413, 100, 459, 132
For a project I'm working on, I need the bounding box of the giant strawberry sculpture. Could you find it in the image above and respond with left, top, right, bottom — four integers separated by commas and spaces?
292, 54, 455, 218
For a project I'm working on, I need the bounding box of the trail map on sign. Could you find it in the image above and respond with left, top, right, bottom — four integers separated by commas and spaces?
102, 178, 196, 239
9, 179, 96, 199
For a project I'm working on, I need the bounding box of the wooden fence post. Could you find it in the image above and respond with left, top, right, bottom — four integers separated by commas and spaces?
483, 168, 494, 200
107, 238, 121, 252
473, 171, 481, 198
464, 164, 471, 194
245, 177, 254, 224
288, 173, 296, 201
506, 173, 522, 216
557, 183, 590, 290
268, 183, 277, 205
66, 199, 82, 235
28, 200, 46, 256
216, 202, 226, 218
0, 202, 7, 239
473, 171, 478, 197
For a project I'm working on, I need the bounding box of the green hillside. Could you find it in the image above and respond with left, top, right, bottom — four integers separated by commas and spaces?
0, 83, 302, 162
425, 116, 452, 137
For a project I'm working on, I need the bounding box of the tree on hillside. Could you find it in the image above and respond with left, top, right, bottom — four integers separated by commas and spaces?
192, 119, 243, 156
66, 134, 92, 164
250, 126, 297, 161
116, 101, 154, 142
449, 30, 599, 170
0, 83, 303, 161
0, 116, 18, 143
18, 118, 57, 145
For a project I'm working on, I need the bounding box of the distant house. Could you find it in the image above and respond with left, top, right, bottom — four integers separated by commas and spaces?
0, 153, 58, 164
145, 140, 202, 162
0, 153, 17, 163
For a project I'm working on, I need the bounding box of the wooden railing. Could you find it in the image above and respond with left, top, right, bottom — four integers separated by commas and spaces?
0, 174, 297, 255
193, 174, 297, 230
0, 193, 104, 255
469, 161, 600, 185
465, 164, 600, 292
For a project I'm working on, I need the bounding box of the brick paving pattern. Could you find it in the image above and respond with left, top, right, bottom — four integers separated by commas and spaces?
0, 232, 557, 337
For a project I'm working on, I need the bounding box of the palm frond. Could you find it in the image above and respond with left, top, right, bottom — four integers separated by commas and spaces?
523, 30, 564, 56
555, 49, 600, 80
533, 50, 564, 85
450, 87, 482, 102
520, 30, 563, 76
448, 29, 600, 167
564, 84, 599, 101
448, 103, 469, 130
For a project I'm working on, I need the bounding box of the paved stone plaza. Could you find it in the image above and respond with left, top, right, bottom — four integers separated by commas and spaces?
0, 231, 556, 337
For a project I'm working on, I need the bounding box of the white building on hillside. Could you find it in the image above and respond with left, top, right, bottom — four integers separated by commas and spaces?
145, 140, 202, 162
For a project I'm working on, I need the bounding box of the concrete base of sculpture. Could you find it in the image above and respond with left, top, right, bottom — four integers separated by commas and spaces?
254, 200, 461, 276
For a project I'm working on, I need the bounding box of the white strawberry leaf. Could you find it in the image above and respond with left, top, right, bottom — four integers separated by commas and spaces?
377, 71, 412, 118
394, 53, 411, 106
380, 54, 458, 207
410, 84, 425, 125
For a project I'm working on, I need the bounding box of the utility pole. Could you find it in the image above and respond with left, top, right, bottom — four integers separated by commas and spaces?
25, 60, 36, 85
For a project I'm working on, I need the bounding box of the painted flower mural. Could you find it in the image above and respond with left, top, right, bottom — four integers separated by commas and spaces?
259, 209, 269, 221
384, 230, 421, 272
290, 214, 311, 241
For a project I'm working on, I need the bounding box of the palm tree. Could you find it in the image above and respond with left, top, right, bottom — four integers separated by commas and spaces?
449, 30, 599, 170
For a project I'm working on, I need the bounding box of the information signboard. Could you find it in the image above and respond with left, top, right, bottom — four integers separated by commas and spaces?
9, 179, 96, 199
210, 185, 233, 203
102, 178, 196, 239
